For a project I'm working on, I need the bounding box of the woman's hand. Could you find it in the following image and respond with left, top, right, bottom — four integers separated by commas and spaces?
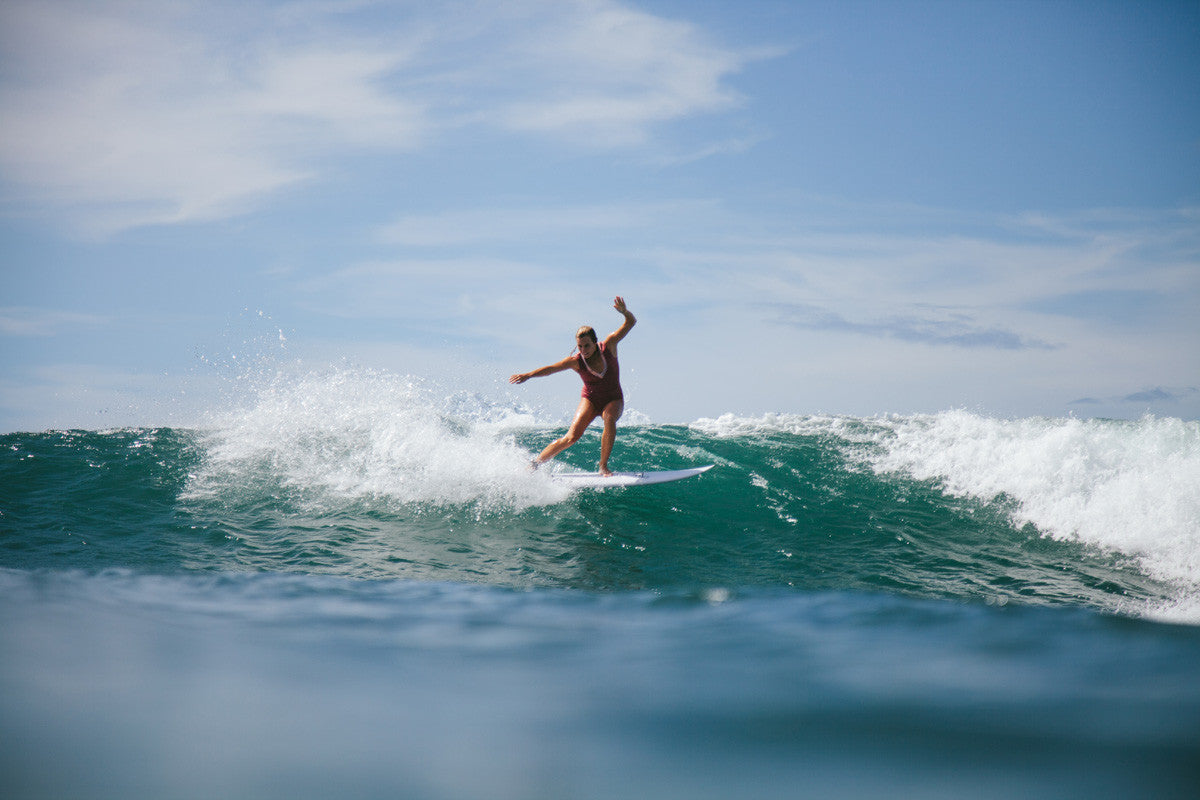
606, 296, 636, 346
509, 373, 528, 384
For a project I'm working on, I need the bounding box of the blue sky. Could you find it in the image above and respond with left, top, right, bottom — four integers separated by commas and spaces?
1, 0, 1198, 431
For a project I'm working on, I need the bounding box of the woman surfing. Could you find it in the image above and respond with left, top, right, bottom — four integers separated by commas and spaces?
509, 296, 636, 476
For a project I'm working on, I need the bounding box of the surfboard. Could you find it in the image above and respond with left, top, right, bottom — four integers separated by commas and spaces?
552, 464, 713, 488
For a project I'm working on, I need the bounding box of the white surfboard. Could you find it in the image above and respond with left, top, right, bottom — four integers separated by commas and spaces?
552, 464, 713, 488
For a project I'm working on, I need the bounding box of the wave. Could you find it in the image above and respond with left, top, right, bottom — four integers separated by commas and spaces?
694, 410, 1200, 621
183, 369, 570, 512
4, 367, 1198, 621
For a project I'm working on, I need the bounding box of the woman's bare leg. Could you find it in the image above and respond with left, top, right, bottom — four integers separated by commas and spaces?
598, 400, 624, 476
536, 398, 600, 465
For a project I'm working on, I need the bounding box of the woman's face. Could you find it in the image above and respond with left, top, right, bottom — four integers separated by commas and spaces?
576, 335, 597, 357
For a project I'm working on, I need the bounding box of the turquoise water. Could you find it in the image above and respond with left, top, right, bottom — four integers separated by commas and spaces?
3, 370, 1199, 798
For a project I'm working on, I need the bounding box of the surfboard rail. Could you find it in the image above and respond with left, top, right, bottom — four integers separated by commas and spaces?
550, 464, 713, 488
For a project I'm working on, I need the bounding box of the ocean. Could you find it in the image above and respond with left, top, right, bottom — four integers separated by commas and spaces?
3, 369, 1199, 799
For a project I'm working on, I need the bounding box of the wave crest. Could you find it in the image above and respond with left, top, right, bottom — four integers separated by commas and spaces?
184, 369, 567, 512
693, 409, 1200, 620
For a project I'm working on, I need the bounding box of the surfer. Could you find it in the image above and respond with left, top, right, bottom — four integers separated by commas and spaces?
510, 296, 636, 476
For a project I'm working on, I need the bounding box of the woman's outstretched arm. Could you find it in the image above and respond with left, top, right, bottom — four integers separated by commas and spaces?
509, 355, 576, 384
605, 296, 636, 348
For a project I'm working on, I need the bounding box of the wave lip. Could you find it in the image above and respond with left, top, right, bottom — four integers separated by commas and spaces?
184, 369, 568, 513
691, 409, 1200, 622
866, 412, 1200, 588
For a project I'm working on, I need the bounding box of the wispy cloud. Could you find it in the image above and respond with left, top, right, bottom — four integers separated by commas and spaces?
0, 307, 109, 337
297, 256, 553, 324
0, 0, 756, 234
481, 1, 749, 145
1121, 387, 1199, 404
376, 200, 711, 246
1023, 289, 1170, 327
640, 130, 770, 167
358, 197, 1195, 358
0, 1, 425, 233
765, 302, 1056, 351
1070, 386, 1200, 407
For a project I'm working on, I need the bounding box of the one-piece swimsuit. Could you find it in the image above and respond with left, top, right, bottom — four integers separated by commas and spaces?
578, 341, 623, 409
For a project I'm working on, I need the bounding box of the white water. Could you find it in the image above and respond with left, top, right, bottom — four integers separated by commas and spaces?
185, 369, 569, 512
188, 372, 1200, 619
869, 411, 1200, 622
694, 409, 1200, 621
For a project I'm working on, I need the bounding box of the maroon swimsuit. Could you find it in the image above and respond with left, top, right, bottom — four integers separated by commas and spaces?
578, 341, 623, 409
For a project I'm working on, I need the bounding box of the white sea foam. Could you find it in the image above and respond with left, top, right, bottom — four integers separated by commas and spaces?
692, 409, 1200, 619
185, 368, 569, 511
867, 412, 1200, 587
690, 412, 859, 439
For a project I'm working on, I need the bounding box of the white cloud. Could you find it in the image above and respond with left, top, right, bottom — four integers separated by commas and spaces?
361, 198, 1199, 348
0, 307, 110, 337
420, 0, 752, 144
0, 0, 755, 234
297, 257, 554, 322
351, 198, 1198, 419
0, 1, 426, 233
376, 200, 708, 246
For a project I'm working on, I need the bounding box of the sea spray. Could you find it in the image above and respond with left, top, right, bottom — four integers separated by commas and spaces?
185, 368, 569, 513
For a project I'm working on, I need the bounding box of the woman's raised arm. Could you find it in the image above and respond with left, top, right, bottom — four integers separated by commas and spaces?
605, 296, 636, 348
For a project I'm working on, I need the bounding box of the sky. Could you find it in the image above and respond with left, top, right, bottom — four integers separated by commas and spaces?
1, 0, 1198, 431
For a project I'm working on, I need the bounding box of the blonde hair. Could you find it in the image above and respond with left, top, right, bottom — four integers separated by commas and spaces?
576, 325, 597, 343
